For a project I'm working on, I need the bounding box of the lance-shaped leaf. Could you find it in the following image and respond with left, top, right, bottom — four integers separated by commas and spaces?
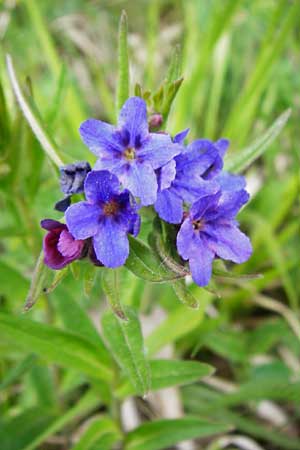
224, 108, 291, 173
71, 416, 121, 450
0, 313, 113, 381
172, 279, 199, 309
116, 10, 129, 114
125, 236, 181, 283
102, 307, 151, 396
124, 417, 231, 450
24, 250, 52, 311
117, 359, 215, 397
0, 354, 37, 391
101, 268, 127, 320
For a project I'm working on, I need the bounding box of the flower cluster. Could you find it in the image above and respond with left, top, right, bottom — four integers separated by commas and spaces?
41, 97, 252, 286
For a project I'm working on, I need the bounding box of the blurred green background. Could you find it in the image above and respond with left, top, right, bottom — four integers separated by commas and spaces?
0, 1, 300, 449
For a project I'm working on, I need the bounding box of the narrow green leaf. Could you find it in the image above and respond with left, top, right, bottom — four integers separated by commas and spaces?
125, 236, 180, 283
22, 390, 100, 450
102, 268, 127, 320
146, 297, 211, 357
224, 108, 291, 173
23, 250, 50, 311
116, 10, 129, 115
6, 54, 64, 167
52, 287, 112, 367
165, 44, 182, 84
124, 417, 231, 450
117, 359, 214, 397
28, 364, 56, 409
0, 354, 37, 390
102, 307, 151, 396
71, 416, 121, 450
172, 279, 199, 309
0, 313, 112, 381
44, 266, 69, 294
0, 407, 55, 450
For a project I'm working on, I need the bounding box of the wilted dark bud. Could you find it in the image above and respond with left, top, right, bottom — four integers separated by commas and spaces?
60, 161, 91, 195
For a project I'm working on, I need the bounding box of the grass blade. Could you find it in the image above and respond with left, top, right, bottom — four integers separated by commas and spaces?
6, 54, 64, 167
116, 10, 129, 115
224, 109, 291, 173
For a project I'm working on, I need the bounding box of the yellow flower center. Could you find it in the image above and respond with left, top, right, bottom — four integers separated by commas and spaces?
123, 147, 136, 160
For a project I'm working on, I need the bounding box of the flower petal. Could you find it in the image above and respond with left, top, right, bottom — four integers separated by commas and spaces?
173, 176, 218, 204
155, 189, 183, 224
41, 219, 64, 231
84, 170, 120, 203
205, 189, 249, 221
92, 218, 129, 268
119, 161, 158, 206
190, 192, 221, 221
118, 97, 149, 146
215, 138, 229, 158
57, 230, 84, 258
79, 119, 122, 156
65, 202, 100, 240
176, 218, 197, 260
138, 133, 181, 169
173, 128, 190, 144
216, 171, 246, 192
181, 139, 220, 176
156, 159, 176, 191
206, 224, 252, 263
189, 242, 215, 287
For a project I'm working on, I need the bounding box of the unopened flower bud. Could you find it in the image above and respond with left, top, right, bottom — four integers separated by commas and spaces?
148, 113, 163, 131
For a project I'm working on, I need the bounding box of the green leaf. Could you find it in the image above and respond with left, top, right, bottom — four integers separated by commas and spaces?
101, 268, 127, 319
71, 416, 121, 450
124, 417, 231, 450
23, 250, 51, 311
22, 390, 100, 450
116, 10, 129, 114
6, 54, 64, 168
102, 307, 151, 396
0, 313, 112, 381
125, 236, 180, 283
0, 407, 55, 450
224, 109, 291, 173
52, 284, 111, 366
165, 44, 182, 84
117, 359, 214, 397
172, 279, 199, 309
0, 354, 37, 390
146, 294, 212, 357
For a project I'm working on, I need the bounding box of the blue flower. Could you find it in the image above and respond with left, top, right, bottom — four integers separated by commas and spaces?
176, 189, 252, 287
65, 170, 140, 268
154, 138, 227, 224
79, 97, 181, 206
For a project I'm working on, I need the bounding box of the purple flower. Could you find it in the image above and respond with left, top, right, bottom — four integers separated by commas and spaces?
65, 170, 140, 268
154, 138, 227, 224
176, 189, 252, 287
79, 97, 180, 206
41, 219, 85, 270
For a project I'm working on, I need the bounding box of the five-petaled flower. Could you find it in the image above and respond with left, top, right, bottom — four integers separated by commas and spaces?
79, 97, 181, 206
41, 219, 85, 270
176, 189, 252, 286
65, 170, 140, 268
